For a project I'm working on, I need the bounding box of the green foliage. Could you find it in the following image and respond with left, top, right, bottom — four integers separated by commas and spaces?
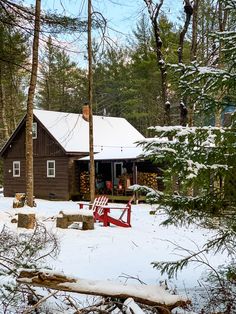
138, 0, 236, 229
200, 262, 236, 313
93, 47, 132, 117
140, 125, 235, 215
92, 13, 185, 135
42, 12, 89, 33
37, 36, 87, 112
134, 3, 236, 303
0, 8, 29, 140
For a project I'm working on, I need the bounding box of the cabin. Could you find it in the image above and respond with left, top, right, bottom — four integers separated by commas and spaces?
0, 107, 162, 201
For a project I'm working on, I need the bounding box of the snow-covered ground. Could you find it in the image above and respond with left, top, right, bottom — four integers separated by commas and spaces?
0, 195, 227, 301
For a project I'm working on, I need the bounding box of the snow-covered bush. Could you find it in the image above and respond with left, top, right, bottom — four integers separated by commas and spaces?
138, 125, 235, 223
0, 224, 58, 313
200, 261, 236, 313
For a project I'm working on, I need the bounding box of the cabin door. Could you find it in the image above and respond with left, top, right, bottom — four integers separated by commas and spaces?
113, 162, 123, 186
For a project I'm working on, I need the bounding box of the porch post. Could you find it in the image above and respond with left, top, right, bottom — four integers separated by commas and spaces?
133, 161, 138, 203
133, 162, 138, 184
111, 161, 114, 196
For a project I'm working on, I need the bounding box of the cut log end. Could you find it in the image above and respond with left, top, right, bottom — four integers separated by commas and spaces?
17, 213, 36, 229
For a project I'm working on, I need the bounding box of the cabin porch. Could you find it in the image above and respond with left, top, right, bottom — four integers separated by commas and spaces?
70, 159, 162, 202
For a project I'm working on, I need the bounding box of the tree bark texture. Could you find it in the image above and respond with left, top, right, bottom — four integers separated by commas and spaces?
190, 0, 199, 62
144, 0, 170, 126
88, 0, 95, 202
25, 0, 41, 207
17, 270, 191, 311
0, 26, 9, 140
179, 0, 193, 126
215, 0, 228, 127
188, 0, 199, 126
0, 65, 9, 139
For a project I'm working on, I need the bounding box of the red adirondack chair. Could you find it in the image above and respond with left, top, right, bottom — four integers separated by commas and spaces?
93, 197, 133, 228
78, 195, 109, 211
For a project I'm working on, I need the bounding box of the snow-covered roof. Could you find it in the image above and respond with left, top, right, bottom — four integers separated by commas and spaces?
79, 146, 143, 161
34, 109, 144, 157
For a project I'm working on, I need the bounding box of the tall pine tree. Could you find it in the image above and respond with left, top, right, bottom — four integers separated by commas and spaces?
38, 37, 87, 112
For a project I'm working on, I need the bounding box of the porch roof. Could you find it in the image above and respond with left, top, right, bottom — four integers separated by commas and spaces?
78, 146, 143, 161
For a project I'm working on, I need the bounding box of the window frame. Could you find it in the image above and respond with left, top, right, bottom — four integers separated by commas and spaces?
13, 161, 20, 177
47, 160, 55, 178
32, 122, 37, 139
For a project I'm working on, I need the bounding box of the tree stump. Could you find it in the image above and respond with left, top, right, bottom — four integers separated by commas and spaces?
56, 211, 94, 230
17, 213, 36, 229
56, 216, 69, 229
82, 218, 94, 230
13, 193, 26, 208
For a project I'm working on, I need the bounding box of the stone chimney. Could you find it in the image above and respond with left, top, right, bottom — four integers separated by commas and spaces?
82, 105, 89, 122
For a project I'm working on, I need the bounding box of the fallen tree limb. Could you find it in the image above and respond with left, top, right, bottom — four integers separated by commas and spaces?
17, 269, 191, 312
123, 298, 145, 314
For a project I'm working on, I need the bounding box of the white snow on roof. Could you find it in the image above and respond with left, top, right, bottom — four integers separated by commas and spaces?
34, 109, 144, 154
79, 146, 143, 161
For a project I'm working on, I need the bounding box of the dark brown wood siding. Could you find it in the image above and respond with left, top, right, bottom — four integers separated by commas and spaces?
3, 119, 65, 159
4, 157, 70, 200
34, 157, 70, 200
2, 118, 73, 199
33, 120, 65, 157
3, 158, 26, 197
4, 126, 26, 159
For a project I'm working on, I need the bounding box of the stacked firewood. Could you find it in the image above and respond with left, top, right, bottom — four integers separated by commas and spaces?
138, 172, 158, 189
80, 171, 90, 194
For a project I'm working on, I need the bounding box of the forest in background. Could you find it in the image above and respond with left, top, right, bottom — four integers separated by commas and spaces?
1, 0, 234, 144
1, 0, 234, 183
0, 1, 235, 312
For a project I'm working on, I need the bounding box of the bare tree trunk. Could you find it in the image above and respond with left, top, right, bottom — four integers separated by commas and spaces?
190, 0, 199, 62
10, 69, 18, 131
0, 26, 9, 140
0, 66, 9, 139
88, 0, 95, 202
215, 0, 228, 128
144, 0, 170, 126
188, 0, 199, 127
178, 0, 193, 126
25, 0, 41, 207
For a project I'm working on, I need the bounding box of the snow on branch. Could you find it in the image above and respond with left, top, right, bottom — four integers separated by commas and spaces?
137, 125, 233, 183
17, 269, 191, 311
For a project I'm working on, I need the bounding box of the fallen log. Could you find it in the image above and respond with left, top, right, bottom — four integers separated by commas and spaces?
17, 269, 191, 312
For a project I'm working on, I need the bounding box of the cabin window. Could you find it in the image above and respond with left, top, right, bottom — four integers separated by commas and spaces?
47, 160, 55, 178
32, 122, 37, 139
13, 161, 20, 177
